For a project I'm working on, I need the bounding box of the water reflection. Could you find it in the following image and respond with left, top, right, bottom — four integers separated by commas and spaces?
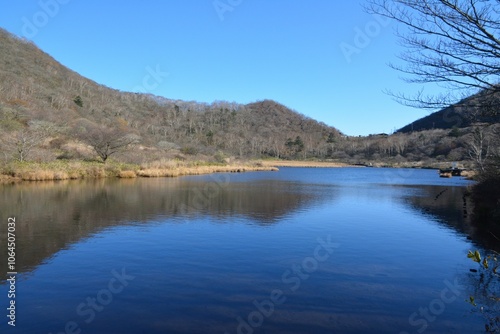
403, 184, 500, 251
404, 185, 471, 234
0, 168, 491, 334
0, 176, 333, 281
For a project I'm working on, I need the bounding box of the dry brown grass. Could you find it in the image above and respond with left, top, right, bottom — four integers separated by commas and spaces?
68, 172, 81, 179
137, 168, 179, 177
1, 160, 119, 182
0, 160, 278, 183
259, 160, 352, 168
0, 174, 20, 184
16, 170, 70, 181
460, 170, 476, 179
137, 165, 278, 178
82, 166, 107, 179
140, 159, 179, 170
118, 170, 137, 178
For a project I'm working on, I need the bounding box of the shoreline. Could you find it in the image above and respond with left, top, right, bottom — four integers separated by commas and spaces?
259, 160, 355, 168
0, 159, 476, 184
134, 165, 279, 178
0, 161, 279, 184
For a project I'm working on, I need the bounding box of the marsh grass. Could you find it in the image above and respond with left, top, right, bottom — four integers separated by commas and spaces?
1, 160, 138, 181
118, 170, 137, 178
259, 160, 352, 168
0, 159, 277, 182
137, 165, 278, 178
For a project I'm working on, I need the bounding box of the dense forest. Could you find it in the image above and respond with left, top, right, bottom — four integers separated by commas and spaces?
0, 28, 498, 169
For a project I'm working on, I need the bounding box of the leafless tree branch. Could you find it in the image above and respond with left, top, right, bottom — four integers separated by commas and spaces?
365, 0, 500, 110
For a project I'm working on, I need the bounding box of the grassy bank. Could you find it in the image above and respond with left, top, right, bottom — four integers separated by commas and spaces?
0, 160, 278, 184
260, 160, 354, 168
0, 160, 136, 183
0, 158, 475, 184
259, 159, 469, 169
136, 159, 278, 178
137, 165, 278, 178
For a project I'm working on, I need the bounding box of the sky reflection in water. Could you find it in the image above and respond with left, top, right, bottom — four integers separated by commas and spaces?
0, 168, 485, 334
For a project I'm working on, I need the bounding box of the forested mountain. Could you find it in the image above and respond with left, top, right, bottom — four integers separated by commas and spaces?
398, 90, 500, 133
0, 27, 498, 167
0, 28, 342, 163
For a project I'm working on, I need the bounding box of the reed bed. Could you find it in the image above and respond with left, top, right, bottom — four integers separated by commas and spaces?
0, 174, 20, 184
2, 160, 135, 182
118, 170, 137, 178
259, 160, 351, 168
18, 170, 70, 181
137, 165, 278, 178
0, 160, 278, 182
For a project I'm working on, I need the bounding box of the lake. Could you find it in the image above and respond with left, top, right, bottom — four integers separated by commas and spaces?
0, 167, 491, 333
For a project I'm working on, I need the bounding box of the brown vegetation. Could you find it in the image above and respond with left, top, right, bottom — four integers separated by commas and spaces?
137, 165, 278, 178
0, 160, 277, 182
260, 160, 352, 168
118, 170, 137, 178
0, 29, 344, 166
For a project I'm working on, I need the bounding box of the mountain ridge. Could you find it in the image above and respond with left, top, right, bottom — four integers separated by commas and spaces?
397, 90, 500, 133
0, 27, 342, 162
1, 26, 498, 169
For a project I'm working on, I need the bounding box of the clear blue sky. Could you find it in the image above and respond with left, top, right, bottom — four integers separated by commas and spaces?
0, 0, 434, 136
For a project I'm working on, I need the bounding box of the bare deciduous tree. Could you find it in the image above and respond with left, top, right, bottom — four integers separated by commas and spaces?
1, 121, 55, 162
465, 125, 492, 172
365, 0, 500, 110
75, 119, 139, 162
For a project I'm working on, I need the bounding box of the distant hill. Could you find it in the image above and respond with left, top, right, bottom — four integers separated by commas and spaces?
0, 28, 342, 162
398, 90, 500, 133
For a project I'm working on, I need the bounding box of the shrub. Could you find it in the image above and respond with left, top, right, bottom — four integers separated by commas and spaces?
73, 96, 83, 107
118, 170, 137, 178
181, 146, 197, 155
213, 151, 227, 164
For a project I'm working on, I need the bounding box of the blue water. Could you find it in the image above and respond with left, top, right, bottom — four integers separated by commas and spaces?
0, 168, 488, 333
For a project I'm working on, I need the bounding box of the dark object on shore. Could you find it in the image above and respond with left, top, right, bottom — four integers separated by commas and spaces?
439, 168, 464, 177
353, 163, 373, 167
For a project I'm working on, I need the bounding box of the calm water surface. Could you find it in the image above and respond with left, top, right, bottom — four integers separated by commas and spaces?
0, 167, 491, 333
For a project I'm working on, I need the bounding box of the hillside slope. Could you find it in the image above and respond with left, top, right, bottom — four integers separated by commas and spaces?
2, 27, 497, 171
0, 28, 342, 163
398, 90, 500, 133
